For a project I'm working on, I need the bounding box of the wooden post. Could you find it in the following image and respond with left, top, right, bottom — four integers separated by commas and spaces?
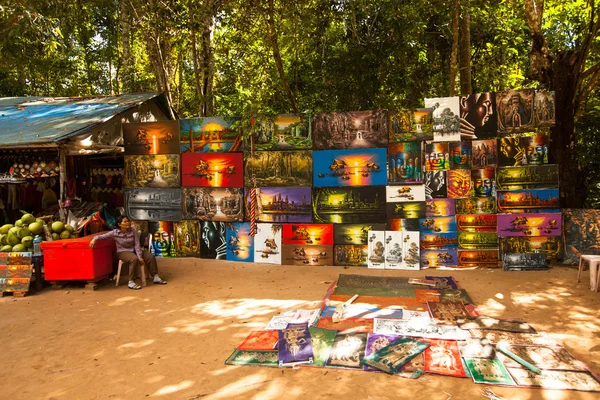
59, 146, 67, 201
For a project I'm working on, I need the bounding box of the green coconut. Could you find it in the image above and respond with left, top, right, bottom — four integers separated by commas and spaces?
7, 233, 20, 246
51, 221, 65, 234
28, 221, 44, 235
15, 220, 23, 228
65, 225, 75, 233
11, 244, 26, 252
9, 227, 20, 236
0, 245, 12, 252
17, 228, 31, 239
0, 234, 6, 246
0, 224, 13, 235
21, 213, 36, 225
51, 233, 60, 241
59, 231, 71, 240
21, 236, 34, 247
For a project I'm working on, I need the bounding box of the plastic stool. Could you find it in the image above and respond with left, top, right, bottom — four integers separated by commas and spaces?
115, 260, 148, 287
577, 255, 600, 292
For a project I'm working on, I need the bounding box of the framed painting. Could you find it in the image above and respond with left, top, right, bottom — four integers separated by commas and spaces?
498, 135, 549, 167
179, 116, 242, 153
200, 221, 227, 259
174, 220, 201, 257
424, 96, 461, 141
334, 244, 368, 267
333, 223, 387, 245
254, 223, 282, 264
497, 188, 560, 213
244, 150, 312, 187
313, 110, 389, 149
455, 197, 497, 214
496, 165, 559, 191
426, 198, 456, 217
313, 148, 387, 187
226, 222, 254, 262
472, 168, 496, 198
386, 201, 427, 219
419, 217, 457, 233
312, 186, 386, 224
386, 218, 420, 232
496, 89, 535, 133
182, 187, 244, 222
459, 92, 498, 139
249, 187, 312, 223
562, 209, 600, 263
387, 142, 423, 184
282, 224, 333, 245
245, 113, 312, 151
449, 141, 472, 170
367, 230, 386, 269
497, 212, 562, 237
420, 249, 458, 268
456, 214, 497, 233
534, 91, 555, 127
458, 250, 499, 267
386, 185, 426, 203
125, 188, 181, 221
181, 153, 243, 187
122, 120, 180, 155
424, 171, 448, 199
502, 252, 548, 271
425, 142, 450, 171
148, 221, 177, 258
281, 244, 333, 266
389, 109, 434, 142
458, 232, 498, 250
472, 139, 498, 168
447, 169, 474, 198
124, 155, 180, 188
420, 232, 459, 251
499, 236, 560, 260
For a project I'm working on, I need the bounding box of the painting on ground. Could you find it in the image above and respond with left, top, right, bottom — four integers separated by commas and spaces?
497, 213, 562, 237
283, 224, 333, 245
181, 153, 244, 187
313, 187, 386, 224
254, 223, 282, 264
182, 187, 244, 222
534, 91, 555, 127
124, 155, 180, 188
459, 92, 498, 139
246, 114, 312, 151
250, 187, 312, 223
424, 97, 461, 141
200, 221, 227, 259
244, 150, 312, 187
313, 148, 387, 187
496, 189, 560, 214
496, 89, 535, 133
125, 188, 181, 221
226, 222, 254, 262
148, 221, 177, 257
388, 142, 423, 184
472, 139, 497, 168
174, 220, 201, 257
313, 110, 389, 149
179, 117, 242, 153
123, 120, 180, 155
389, 109, 434, 142
496, 165, 559, 190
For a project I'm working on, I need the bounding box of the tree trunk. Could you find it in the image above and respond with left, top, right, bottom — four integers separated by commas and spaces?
449, 0, 460, 96
189, 1, 203, 114
459, 2, 472, 95
200, 6, 215, 117
120, 0, 133, 93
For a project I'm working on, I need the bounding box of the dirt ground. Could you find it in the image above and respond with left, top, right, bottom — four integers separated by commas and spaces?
1, 259, 600, 400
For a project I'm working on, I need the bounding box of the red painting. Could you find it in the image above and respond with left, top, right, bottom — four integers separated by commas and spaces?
282, 224, 334, 245
238, 330, 279, 351
422, 339, 466, 377
181, 153, 244, 187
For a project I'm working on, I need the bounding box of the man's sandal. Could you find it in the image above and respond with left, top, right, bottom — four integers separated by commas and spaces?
128, 283, 142, 290
153, 279, 167, 285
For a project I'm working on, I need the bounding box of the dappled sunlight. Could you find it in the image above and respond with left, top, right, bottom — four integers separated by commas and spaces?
118, 339, 155, 349
151, 380, 194, 396
495, 292, 504, 299
108, 296, 144, 307
146, 375, 166, 384
124, 350, 154, 359
144, 309, 160, 313
162, 318, 223, 335
251, 378, 285, 400
477, 298, 506, 314
203, 373, 272, 400
191, 298, 307, 319
212, 365, 238, 376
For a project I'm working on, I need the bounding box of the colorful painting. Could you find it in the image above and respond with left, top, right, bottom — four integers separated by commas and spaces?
254, 223, 282, 264
422, 339, 466, 377
0, 252, 32, 266
250, 187, 312, 223
456, 214, 497, 233
472, 139, 498, 168
507, 368, 600, 392
362, 337, 430, 374
425, 96, 461, 141
148, 221, 176, 258
386, 201, 427, 219
463, 358, 515, 385
456, 316, 537, 333
386, 218, 420, 232
244, 150, 312, 187
281, 244, 333, 266
374, 318, 468, 340
459, 92, 498, 139
472, 168, 496, 198
447, 169, 474, 198
200, 221, 227, 259
313, 148, 387, 187
426, 198, 456, 217
181, 153, 244, 187
387, 142, 423, 184
124, 155, 180, 188
0, 265, 32, 279
425, 171, 448, 199
363, 334, 399, 371
182, 187, 244, 221
450, 141, 472, 169
502, 252, 548, 270
497, 212, 562, 237
562, 209, 600, 264
226, 222, 254, 262
499, 236, 560, 260
1, 277, 30, 292
498, 135, 549, 167
499, 345, 586, 371
247, 113, 312, 151
310, 328, 338, 367
458, 232, 498, 250
420, 232, 459, 250
179, 116, 242, 153
125, 188, 182, 221
282, 224, 333, 245
389, 109, 434, 142
534, 91, 555, 127
458, 250, 499, 267
386, 185, 426, 202
237, 330, 279, 351
334, 244, 368, 266
278, 323, 314, 366
312, 187, 386, 224
496, 88, 535, 133
325, 333, 369, 369
425, 142, 450, 171
313, 110, 389, 149
420, 249, 458, 268
122, 120, 180, 155
334, 223, 386, 245
420, 217, 457, 233
174, 220, 201, 257
384, 231, 404, 269
367, 230, 386, 269
496, 189, 560, 213
455, 197, 497, 214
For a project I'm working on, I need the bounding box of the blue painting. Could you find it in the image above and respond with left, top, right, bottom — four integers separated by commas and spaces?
313, 148, 387, 187
226, 222, 254, 262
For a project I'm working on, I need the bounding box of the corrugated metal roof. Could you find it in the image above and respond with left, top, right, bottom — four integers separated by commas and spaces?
0, 93, 164, 147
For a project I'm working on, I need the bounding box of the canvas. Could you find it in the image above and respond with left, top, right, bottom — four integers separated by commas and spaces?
181, 153, 244, 187
439, 288, 474, 304
469, 330, 559, 346
0, 252, 32, 266
472, 168, 496, 198
425, 142, 450, 171
254, 223, 282, 264
281, 244, 332, 266
313, 148, 387, 187
174, 220, 201, 257
498, 135, 549, 167
472, 139, 498, 168
562, 209, 600, 264
364, 334, 400, 371
325, 333, 369, 369
426, 198, 456, 217
458, 338, 496, 359
247, 113, 312, 151
333, 223, 387, 245
498, 345, 586, 371
250, 187, 312, 223
497, 212, 562, 237
456, 214, 497, 233
334, 245, 368, 266
386, 185, 426, 202
496, 89, 535, 133
499, 236, 560, 260
423, 276, 461, 289
507, 368, 600, 392
422, 339, 467, 377
238, 330, 279, 351
455, 197, 497, 214
419, 217, 457, 233
426, 301, 469, 325
312, 186, 386, 224
386, 218, 420, 231
420, 232, 459, 250
456, 315, 537, 333
313, 110, 389, 149
402, 232, 421, 270
534, 91, 555, 127
362, 337, 430, 374
458, 232, 499, 250
424, 96, 461, 141
182, 187, 244, 222
224, 349, 279, 367
386, 201, 427, 219
124, 155, 180, 188
125, 188, 182, 221
373, 318, 469, 340
179, 116, 242, 153
226, 222, 254, 262
1, 277, 30, 292
264, 315, 295, 330
496, 164, 559, 191
367, 230, 386, 269
463, 358, 516, 385
389, 109, 434, 142
321, 306, 404, 319
0, 265, 32, 279
449, 141, 473, 169
459, 92, 498, 139
315, 317, 373, 333
458, 250, 499, 267
278, 323, 314, 367
122, 120, 180, 155
424, 171, 448, 199
282, 224, 333, 245
200, 221, 227, 259
384, 230, 403, 269
502, 252, 548, 271
447, 169, 474, 198
387, 142, 423, 184
309, 328, 338, 367
420, 249, 459, 268
148, 221, 176, 257
497, 189, 560, 213
244, 150, 312, 187
334, 273, 414, 290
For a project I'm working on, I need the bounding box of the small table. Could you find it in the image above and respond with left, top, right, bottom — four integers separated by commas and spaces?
577, 255, 600, 292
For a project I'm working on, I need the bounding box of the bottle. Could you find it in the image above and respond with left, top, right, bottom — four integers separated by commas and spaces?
33, 235, 43, 257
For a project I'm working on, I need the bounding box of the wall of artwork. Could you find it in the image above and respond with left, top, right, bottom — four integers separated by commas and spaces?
122, 89, 560, 269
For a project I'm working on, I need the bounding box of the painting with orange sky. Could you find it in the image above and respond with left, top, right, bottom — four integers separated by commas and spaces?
282, 224, 333, 245
497, 212, 562, 237
123, 121, 180, 155
181, 153, 244, 187
179, 117, 242, 153
313, 148, 387, 187
245, 113, 311, 151
124, 155, 180, 188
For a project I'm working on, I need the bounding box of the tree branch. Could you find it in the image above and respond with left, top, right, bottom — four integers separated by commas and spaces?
575, 62, 600, 116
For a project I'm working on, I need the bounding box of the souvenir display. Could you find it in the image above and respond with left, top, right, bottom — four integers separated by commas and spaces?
244, 150, 312, 187
325, 333, 369, 369
182, 187, 244, 221
313, 110, 389, 149
471, 168, 496, 198
420, 249, 459, 268
278, 323, 314, 367
455, 197, 497, 214
496, 189, 560, 214
424, 96, 461, 141
389, 109, 434, 142
362, 337, 430, 374
367, 230, 386, 269
497, 213, 562, 237
496, 89, 535, 133
498, 135, 549, 167
496, 165, 559, 191
386, 201, 427, 219
502, 252, 548, 271
386, 218, 420, 231
447, 169, 474, 198
334, 244, 368, 266
419, 217, 457, 233
426, 198, 456, 217
420, 232, 459, 250
180, 116, 243, 153
333, 223, 386, 245
459, 92, 498, 139
226, 222, 254, 262
387, 142, 423, 184
250, 187, 312, 223
499, 236, 560, 260
253, 223, 282, 264
281, 244, 333, 266
181, 153, 244, 187
200, 221, 227, 259
122, 120, 180, 155
424, 171, 448, 199
562, 209, 600, 263
449, 141, 472, 170
472, 139, 498, 168
463, 358, 516, 385
148, 221, 176, 257
312, 187, 386, 224
456, 214, 497, 233
458, 232, 499, 250
124, 155, 181, 188
458, 250, 499, 267
425, 142, 450, 171
247, 113, 312, 151
313, 148, 387, 187
533, 91, 556, 127
386, 185, 426, 202
282, 224, 333, 245
174, 220, 201, 257
125, 188, 182, 221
